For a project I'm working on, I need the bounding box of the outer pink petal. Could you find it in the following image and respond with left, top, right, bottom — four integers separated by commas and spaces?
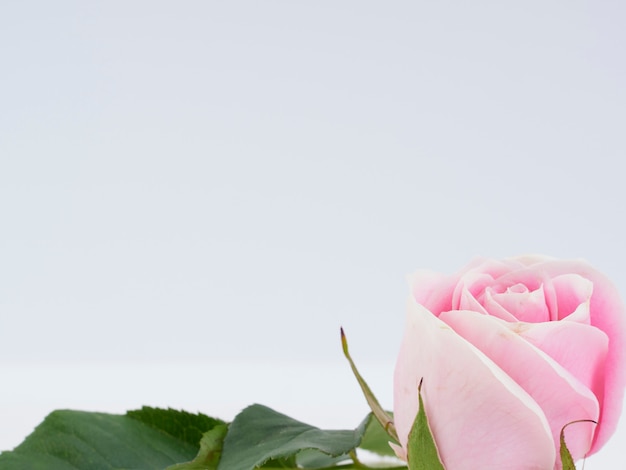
470, 257, 526, 278
394, 300, 555, 470
409, 258, 517, 315
409, 269, 459, 314
508, 254, 557, 266
527, 259, 626, 453
441, 310, 599, 463
518, 320, 609, 453
552, 274, 593, 321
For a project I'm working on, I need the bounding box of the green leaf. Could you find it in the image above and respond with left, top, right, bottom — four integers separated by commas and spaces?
0, 409, 222, 470
166, 424, 229, 470
292, 413, 399, 466
217, 404, 369, 470
407, 380, 444, 470
295, 449, 350, 468
127, 407, 225, 448
359, 412, 397, 457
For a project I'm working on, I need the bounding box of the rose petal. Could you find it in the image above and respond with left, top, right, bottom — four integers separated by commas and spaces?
518, 323, 607, 398
516, 320, 609, 450
482, 288, 523, 322
440, 310, 600, 462
409, 269, 458, 314
488, 284, 551, 323
410, 258, 519, 315
525, 259, 626, 453
394, 300, 556, 469
508, 254, 557, 266
470, 257, 525, 279
562, 299, 592, 324
486, 270, 559, 320
551, 274, 593, 322
458, 284, 490, 315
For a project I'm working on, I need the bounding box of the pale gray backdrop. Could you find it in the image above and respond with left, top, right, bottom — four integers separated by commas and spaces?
1, 1, 625, 467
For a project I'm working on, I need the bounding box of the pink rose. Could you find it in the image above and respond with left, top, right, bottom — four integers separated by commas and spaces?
393, 256, 626, 469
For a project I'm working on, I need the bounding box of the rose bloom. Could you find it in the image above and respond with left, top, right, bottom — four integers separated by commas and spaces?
393, 256, 626, 469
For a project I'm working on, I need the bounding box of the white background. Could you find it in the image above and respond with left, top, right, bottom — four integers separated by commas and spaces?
1, 1, 625, 467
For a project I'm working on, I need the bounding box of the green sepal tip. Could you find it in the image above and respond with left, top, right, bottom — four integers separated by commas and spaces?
407, 379, 444, 470
340, 327, 398, 443
559, 419, 597, 470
